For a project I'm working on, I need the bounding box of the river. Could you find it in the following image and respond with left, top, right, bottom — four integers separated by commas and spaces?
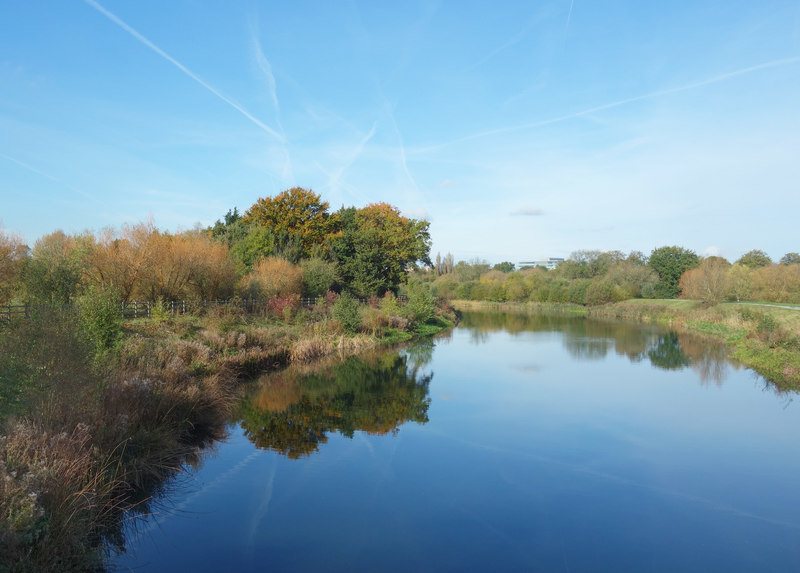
113, 310, 800, 572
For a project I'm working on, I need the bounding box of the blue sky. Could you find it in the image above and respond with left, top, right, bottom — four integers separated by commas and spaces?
1, 0, 799, 264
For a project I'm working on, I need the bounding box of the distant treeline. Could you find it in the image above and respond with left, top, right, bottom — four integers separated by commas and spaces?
422, 248, 800, 305
0, 187, 432, 306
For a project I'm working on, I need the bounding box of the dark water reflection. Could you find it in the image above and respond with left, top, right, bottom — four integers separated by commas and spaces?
115, 311, 800, 572
239, 351, 432, 458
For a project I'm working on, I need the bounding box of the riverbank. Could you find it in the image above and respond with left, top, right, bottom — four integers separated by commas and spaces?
451, 299, 800, 390
0, 299, 457, 571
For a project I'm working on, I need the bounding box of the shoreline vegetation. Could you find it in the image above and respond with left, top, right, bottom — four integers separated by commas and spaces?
0, 296, 457, 571
451, 299, 800, 390
0, 188, 450, 570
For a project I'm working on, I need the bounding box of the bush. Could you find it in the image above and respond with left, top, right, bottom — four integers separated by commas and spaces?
300, 258, 339, 298
585, 280, 615, 306
380, 291, 401, 317
331, 291, 361, 334
76, 285, 123, 355
404, 279, 435, 325
240, 256, 303, 299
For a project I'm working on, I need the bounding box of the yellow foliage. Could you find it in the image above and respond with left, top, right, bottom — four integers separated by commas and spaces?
240, 256, 303, 299
85, 221, 237, 301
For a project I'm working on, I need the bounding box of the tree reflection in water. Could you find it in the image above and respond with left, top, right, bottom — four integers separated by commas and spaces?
238, 349, 433, 458
460, 310, 736, 385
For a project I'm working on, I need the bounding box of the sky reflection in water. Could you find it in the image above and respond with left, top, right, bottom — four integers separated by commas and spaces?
116, 311, 800, 572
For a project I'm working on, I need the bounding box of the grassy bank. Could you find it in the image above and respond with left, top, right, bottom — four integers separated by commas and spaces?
0, 299, 456, 571
452, 298, 800, 390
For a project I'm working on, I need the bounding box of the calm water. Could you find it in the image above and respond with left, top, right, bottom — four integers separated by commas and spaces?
114, 311, 800, 572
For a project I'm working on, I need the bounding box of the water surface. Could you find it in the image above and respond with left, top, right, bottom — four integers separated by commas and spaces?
115, 311, 800, 572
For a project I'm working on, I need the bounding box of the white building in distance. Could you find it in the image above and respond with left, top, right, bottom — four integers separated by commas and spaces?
518, 258, 565, 270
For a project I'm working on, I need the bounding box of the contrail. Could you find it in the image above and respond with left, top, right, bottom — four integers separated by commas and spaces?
0, 152, 59, 182
248, 13, 295, 184
412, 55, 800, 154
83, 0, 284, 142
384, 99, 420, 197
565, 0, 574, 32
328, 122, 377, 195
0, 152, 92, 198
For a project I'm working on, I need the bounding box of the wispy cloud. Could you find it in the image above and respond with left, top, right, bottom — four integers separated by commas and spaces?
0, 151, 91, 198
511, 207, 545, 216
0, 151, 59, 182
469, 10, 546, 70
326, 122, 378, 199
437, 179, 456, 188
83, 0, 284, 142
383, 99, 424, 205
248, 13, 294, 183
565, 0, 574, 33
415, 55, 800, 154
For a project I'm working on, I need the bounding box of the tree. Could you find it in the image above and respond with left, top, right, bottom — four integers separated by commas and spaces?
735, 249, 772, 268
332, 203, 431, 297
727, 264, 752, 302
678, 256, 731, 304
0, 229, 28, 304
243, 187, 338, 260
300, 257, 339, 298
648, 246, 699, 298
557, 250, 625, 279
780, 252, 800, 266
605, 261, 659, 299
23, 230, 89, 304
493, 261, 515, 273
85, 221, 158, 302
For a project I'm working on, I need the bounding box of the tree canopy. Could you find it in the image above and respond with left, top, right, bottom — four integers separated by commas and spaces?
242, 187, 338, 260
648, 246, 699, 298
735, 249, 772, 269
332, 203, 431, 297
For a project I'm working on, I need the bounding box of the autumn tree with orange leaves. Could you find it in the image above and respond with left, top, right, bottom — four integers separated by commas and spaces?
242, 187, 339, 261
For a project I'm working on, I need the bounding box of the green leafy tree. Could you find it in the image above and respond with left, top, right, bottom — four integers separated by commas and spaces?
735, 249, 772, 268
453, 259, 489, 282
648, 246, 699, 298
332, 203, 431, 297
300, 257, 339, 298
331, 291, 362, 334
76, 284, 123, 355
23, 231, 90, 304
403, 279, 436, 326
780, 252, 800, 266
557, 250, 625, 279
493, 261, 515, 273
